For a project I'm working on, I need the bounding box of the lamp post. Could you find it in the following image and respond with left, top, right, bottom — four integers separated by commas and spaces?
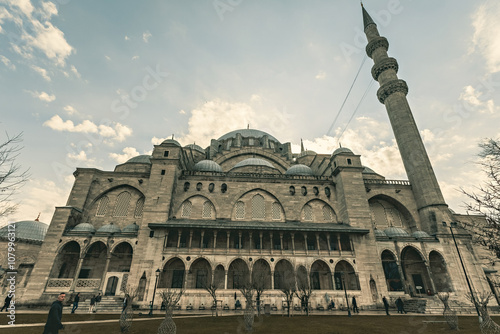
342, 273, 352, 317
446, 222, 481, 319
149, 268, 161, 316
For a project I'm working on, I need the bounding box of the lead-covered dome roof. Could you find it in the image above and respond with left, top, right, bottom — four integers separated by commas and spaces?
126, 155, 152, 164
0, 220, 48, 242
161, 139, 181, 146
217, 129, 280, 143
332, 147, 354, 155
384, 227, 410, 238
97, 223, 121, 234
412, 231, 431, 238
71, 223, 96, 233
374, 228, 387, 238
123, 222, 139, 233
285, 164, 313, 176
297, 150, 317, 158
184, 144, 205, 153
233, 158, 276, 169
194, 160, 223, 172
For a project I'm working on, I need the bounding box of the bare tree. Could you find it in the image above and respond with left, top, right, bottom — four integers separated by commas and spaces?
466, 291, 500, 333
120, 286, 139, 333
239, 282, 255, 332
252, 270, 269, 316
460, 139, 500, 264
0, 133, 30, 218
278, 271, 296, 318
157, 288, 184, 334
204, 282, 221, 317
295, 269, 313, 316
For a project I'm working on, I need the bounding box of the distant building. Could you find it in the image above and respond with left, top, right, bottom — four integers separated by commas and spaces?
19, 6, 495, 311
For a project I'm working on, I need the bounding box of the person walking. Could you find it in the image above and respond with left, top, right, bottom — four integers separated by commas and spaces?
43, 292, 65, 334
1, 294, 12, 312
352, 296, 359, 313
122, 295, 128, 313
382, 296, 390, 316
395, 297, 406, 314
89, 295, 96, 313
95, 292, 102, 312
71, 292, 80, 314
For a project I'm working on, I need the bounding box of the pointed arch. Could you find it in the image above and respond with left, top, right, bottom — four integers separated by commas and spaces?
401, 246, 432, 295
81, 241, 107, 279
334, 260, 360, 290
368, 195, 416, 229
188, 258, 212, 289
50, 241, 80, 278
228, 258, 249, 289
252, 259, 272, 289
429, 250, 453, 292
381, 249, 403, 291
108, 242, 133, 272
311, 260, 333, 290
274, 259, 294, 290
159, 257, 185, 289
301, 199, 337, 223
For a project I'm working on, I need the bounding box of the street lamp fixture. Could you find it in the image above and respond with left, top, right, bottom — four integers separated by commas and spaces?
446, 222, 481, 320
149, 268, 161, 316
342, 273, 352, 317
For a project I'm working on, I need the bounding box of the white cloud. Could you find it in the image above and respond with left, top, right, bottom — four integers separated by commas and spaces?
109, 147, 140, 163
67, 150, 90, 162
459, 85, 497, 114
125, 35, 130, 41
179, 109, 186, 114
63, 105, 78, 115
43, 115, 133, 142
28, 90, 55, 102
31, 64, 51, 81
70, 65, 81, 78
143, 31, 152, 42
132, 55, 139, 60
471, 1, 500, 72
105, 55, 111, 61
0, 55, 16, 70
315, 71, 326, 80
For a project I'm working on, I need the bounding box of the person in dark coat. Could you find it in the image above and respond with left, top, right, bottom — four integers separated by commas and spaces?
43, 292, 65, 334
352, 296, 359, 313
71, 292, 80, 314
1, 294, 12, 312
89, 295, 96, 313
395, 297, 406, 314
95, 292, 102, 312
382, 296, 390, 315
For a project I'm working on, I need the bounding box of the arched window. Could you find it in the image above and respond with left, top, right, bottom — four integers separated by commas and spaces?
303, 204, 313, 221
202, 201, 213, 218
322, 205, 333, 222
113, 192, 131, 217
252, 194, 265, 219
134, 198, 145, 218
181, 201, 192, 218
96, 196, 109, 217
235, 201, 245, 219
272, 202, 282, 220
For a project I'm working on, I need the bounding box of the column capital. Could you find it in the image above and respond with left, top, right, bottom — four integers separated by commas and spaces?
366, 36, 389, 58
377, 79, 408, 104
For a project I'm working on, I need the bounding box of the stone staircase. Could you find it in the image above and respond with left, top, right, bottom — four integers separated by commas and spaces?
94, 296, 124, 313
404, 296, 480, 315
404, 298, 427, 313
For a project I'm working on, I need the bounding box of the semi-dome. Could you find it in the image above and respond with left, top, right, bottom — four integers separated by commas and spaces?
96, 223, 121, 234
126, 155, 152, 164
0, 220, 48, 242
362, 166, 377, 174
374, 228, 387, 238
217, 129, 280, 143
71, 222, 96, 234
184, 144, 205, 153
384, 226, 410, 238
412, 230, 431, 238
285, 164, 313, 176
332, 147, 354, 155
161, 139, 181, 146
297, 150, 317, 158
122, 222, 139, 233
233, 158, 275, 169
194, 160, 223, 172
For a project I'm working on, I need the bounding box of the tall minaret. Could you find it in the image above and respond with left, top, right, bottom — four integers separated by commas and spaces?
362, 5, 451, 234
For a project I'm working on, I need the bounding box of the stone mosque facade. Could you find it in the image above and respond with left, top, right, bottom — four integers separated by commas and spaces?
17, 6, 497, 310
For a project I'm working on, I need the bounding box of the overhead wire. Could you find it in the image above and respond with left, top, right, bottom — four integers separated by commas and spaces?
326, 55, 368, 136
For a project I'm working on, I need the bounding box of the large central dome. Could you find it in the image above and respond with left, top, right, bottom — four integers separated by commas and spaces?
217, 129, 280, 143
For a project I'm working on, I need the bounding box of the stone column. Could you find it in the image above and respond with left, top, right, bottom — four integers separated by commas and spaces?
315, 233, 320, 254
99, 254, 112, 292
213, 231, 217, 250
225, 270, 228, 289
226, 232, 230, 251
259, 232, 263, 254
163, 231, 169, 249
291, 233, 295, 254
69, 256, 85, 292
270, 232, 274, 255
304, 233, 309, 255
271, 270, 275, 290
200, 231, 205, 249
249, 232, 253, 251
176, 230, 181, 248
326, 234, 332, 255
188, 229, 193, 249
238, 232, 242, 252
279, 233, 284, 254
337, 235, 342, 256
425, 262, 438, 294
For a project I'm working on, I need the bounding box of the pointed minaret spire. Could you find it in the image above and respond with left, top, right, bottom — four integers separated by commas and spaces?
361, 2, 376, 30
300, 138, 305, 152
361, 6, 451, 234
35, 213, 40, 221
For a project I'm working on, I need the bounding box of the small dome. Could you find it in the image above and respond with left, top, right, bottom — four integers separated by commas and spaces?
363, 166, 377, 174
285, 164, 313, 176
297, 150, 317, 158
217, 129, 280, 143
233, 158, 275, 169
96, 223, 121, 234
412, 230, 431, 238
194, 160, 223, 172
123, 222, 139, 233
184, 144, 205, 153
384, 227, 410, 238
332, 147, 354, 156
374, 228, 387, 237
161, 139, 181, 146
126, 155, 152, 164
0, 220, 48, 242
71, 223, 96, 234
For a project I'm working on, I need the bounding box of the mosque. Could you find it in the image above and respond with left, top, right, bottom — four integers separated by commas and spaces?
6, 6, 498, 311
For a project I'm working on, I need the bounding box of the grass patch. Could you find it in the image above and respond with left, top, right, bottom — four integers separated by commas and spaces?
2, 314, 493, 333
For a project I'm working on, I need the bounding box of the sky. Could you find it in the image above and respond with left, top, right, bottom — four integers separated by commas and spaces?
0, 0, 499, 226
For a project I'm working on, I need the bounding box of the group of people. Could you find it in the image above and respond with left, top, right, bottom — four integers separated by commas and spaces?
382, 296, 407, 315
